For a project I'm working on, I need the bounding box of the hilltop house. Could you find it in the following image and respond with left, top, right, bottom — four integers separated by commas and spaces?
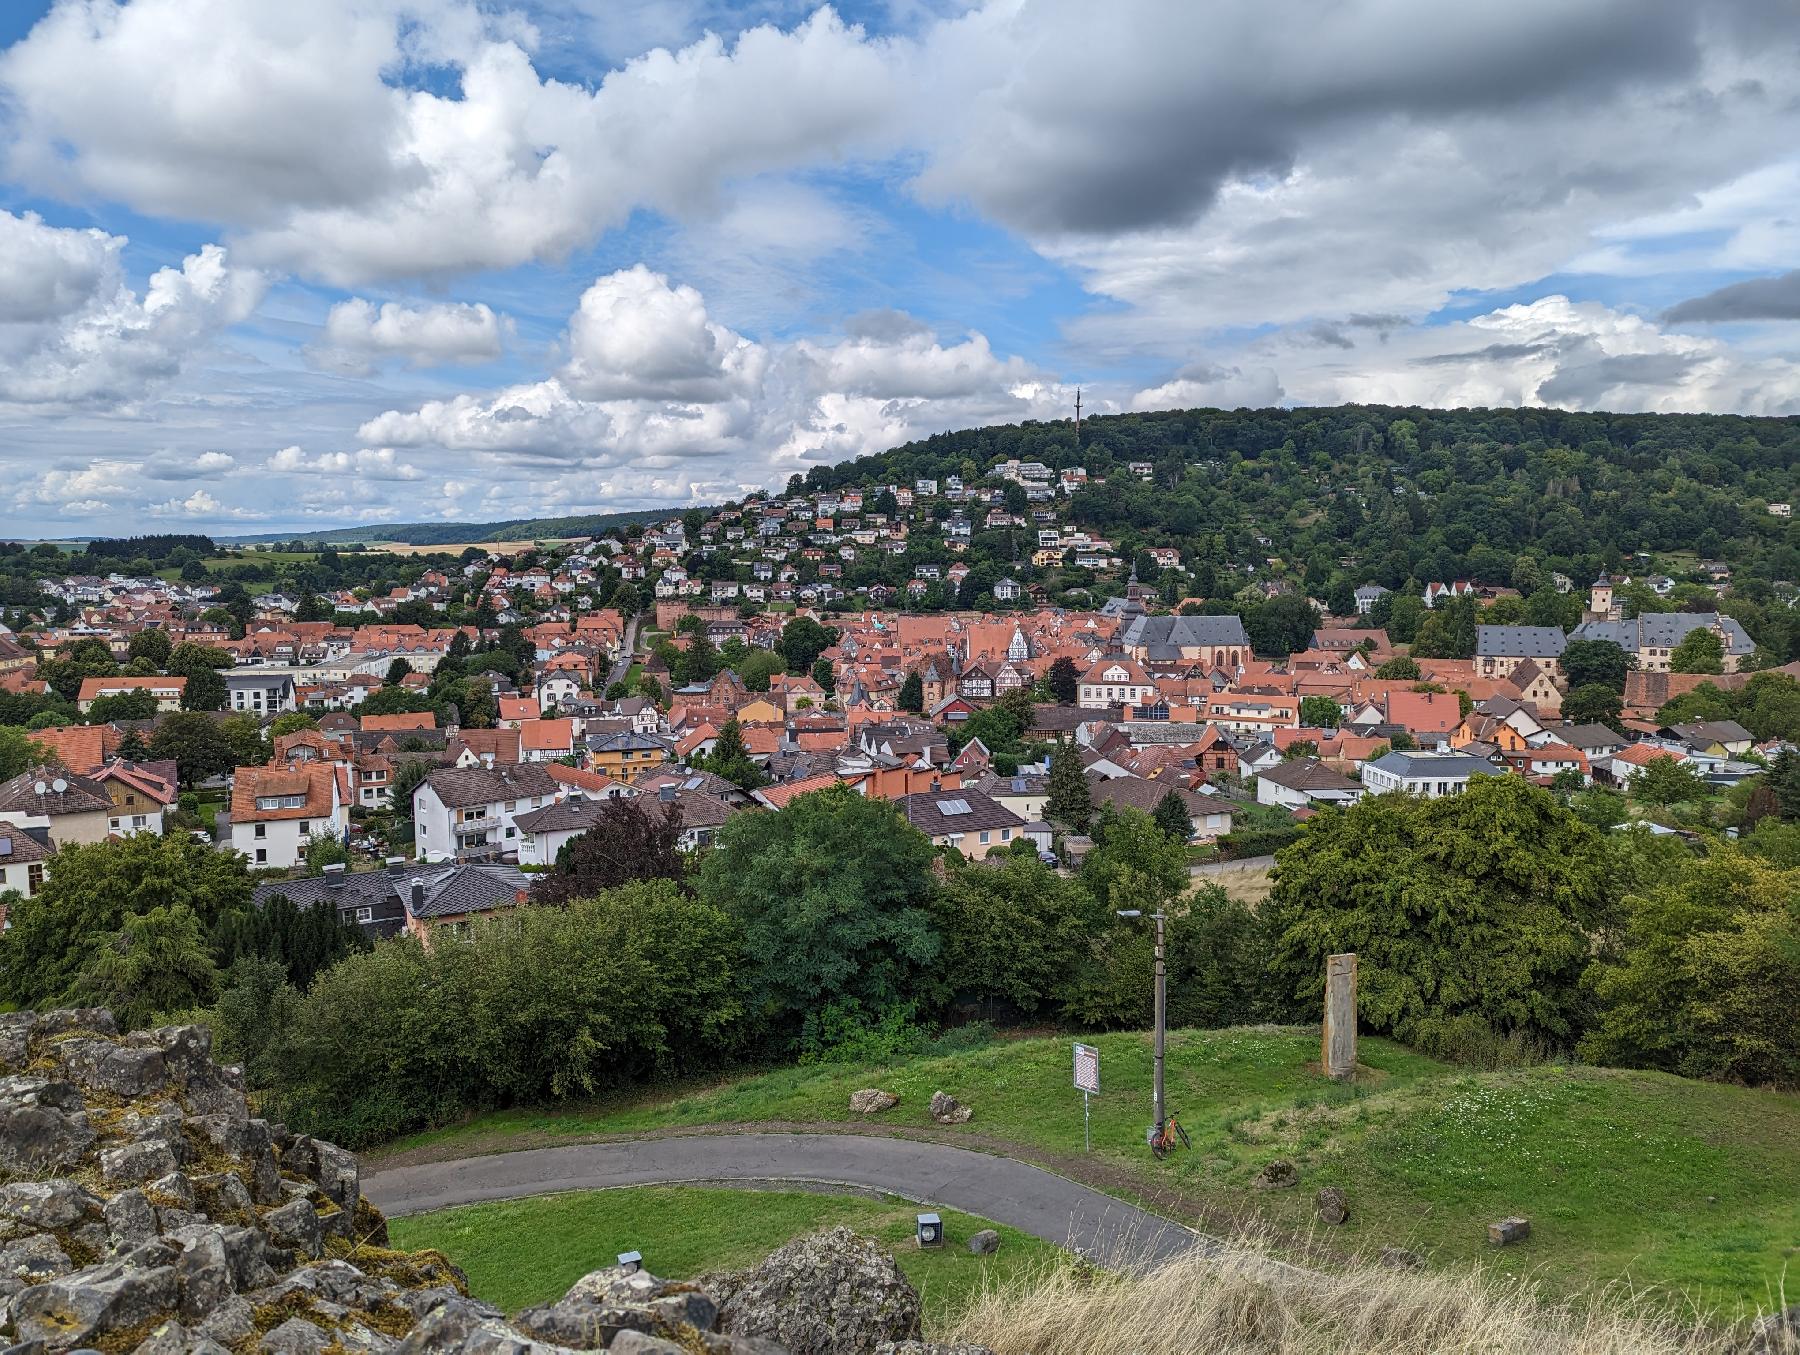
413, 763, 564, 863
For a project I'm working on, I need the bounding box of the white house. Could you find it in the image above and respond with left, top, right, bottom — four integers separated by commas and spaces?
1078, 657, 1158, 710
512, 796, 610, 867
1255, 758, 1365, 810
224, 762, 348, 870
1360, 750, 1496, 798
0, 828, 50, 903
226, 670, 298, 715
413, 763, 566, 863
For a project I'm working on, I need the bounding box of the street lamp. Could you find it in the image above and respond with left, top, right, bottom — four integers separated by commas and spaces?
1116, 908, 1166, 1137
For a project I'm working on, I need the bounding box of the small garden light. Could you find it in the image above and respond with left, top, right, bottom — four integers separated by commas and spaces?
916, 1213, 943, 1249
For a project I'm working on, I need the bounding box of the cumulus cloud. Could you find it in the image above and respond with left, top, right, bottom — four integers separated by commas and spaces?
267, 445, 425, 479
1665, 270, 1800, 323
0, 212, 265, 407
313, 297, 506, 373
561, 266, 766, 401
1134, 296, 1800, 416
0, 1, 904, 285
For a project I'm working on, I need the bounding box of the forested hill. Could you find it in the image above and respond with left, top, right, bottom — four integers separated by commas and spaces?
801, 403, 1799, 592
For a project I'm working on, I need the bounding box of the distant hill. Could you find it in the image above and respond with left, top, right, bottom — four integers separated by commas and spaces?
218, 509, 678, 547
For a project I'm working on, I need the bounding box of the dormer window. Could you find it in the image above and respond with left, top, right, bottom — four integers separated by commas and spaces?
255, 794, 306, 811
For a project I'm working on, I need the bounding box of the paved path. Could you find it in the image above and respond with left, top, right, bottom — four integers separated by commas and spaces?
365, 1133, 1208, 1272
602, 614, 642, 691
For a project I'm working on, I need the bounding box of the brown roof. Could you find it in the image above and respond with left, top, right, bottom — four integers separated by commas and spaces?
1086, 774, 1234, 816
230, 763, 339, 822
898, 788, 1025, 838
27, 724, 118, 774
423, 763, 560, 809
0, 766, 112, 817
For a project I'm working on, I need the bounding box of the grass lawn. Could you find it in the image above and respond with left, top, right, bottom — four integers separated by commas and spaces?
377, 1028, 1800, 1316
388, 1186, 1055, 1329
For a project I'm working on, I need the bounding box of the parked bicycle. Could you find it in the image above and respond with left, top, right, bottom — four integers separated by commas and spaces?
1147, 1111, 1192, 1159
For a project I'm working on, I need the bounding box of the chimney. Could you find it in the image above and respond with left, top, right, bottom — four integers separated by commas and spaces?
322, 862, 347, 889
385, 855, 406, 876
410, 878, 425, 913
659, 784, 676, 803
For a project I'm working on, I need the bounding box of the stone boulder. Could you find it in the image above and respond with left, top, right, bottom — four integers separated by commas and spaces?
1378, 1246, 1424, 1271
1315, 1186, 1348, 1225
965, 1230, 1000, 1256
850, 1089, 900, 1115
928, 1092, 972, 1126
715, 1227, 922, 1355
1487, 1217, 1531, 1247
1251, 1159, 1298, 1190
0, 1076, 94, 1175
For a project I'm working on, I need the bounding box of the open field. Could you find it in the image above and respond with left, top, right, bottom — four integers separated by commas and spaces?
388, 1185, 1054, 1327
1200, 861, 1274, 902
366, 539, 569, 556
373, 1026, 1800, 1316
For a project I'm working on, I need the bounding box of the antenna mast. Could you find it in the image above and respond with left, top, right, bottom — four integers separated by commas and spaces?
1074, 387, 1083, 449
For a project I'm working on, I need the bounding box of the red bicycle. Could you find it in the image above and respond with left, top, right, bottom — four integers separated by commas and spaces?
1148, 1111, 1192, 1159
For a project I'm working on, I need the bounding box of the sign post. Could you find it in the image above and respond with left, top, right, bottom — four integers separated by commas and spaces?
1072, 1042, 1100, 1152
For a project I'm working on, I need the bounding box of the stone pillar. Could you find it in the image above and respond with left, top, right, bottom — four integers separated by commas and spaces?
1322, 953, 1357, 1081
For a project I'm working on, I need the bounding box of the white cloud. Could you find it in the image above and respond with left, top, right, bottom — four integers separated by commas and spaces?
267, 445, 425, 479
314, 297, 506, 373
0, 213, 266, 407
0, 2, 905, 285
1135, 296, 1800, 416
147, 488, 264, 519
561, 265, 766, 402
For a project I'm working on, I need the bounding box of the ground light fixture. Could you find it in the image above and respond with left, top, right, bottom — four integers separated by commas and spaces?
916, 1213, 943, 1248
617, 1251, 643, 1273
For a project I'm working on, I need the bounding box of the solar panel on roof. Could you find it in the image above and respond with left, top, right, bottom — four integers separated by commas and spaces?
936, 798, 971, 815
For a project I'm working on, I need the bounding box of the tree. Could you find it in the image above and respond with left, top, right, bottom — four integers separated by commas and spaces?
1298, 695, 1342, 729
1561, 638, 1630, 693
1081, 806, 1190, 915
167, 642, 231, 711
810, 656, 835, 696
115, 727, 149, 763
1246, 595, 1321, 657
1045, 743, 1092, 833
149, 712, 241, 788
1374, 656, 1421, 680
1152, 789, 1193, 841
0, 832, 252, 1009
303, 833, 351, 875
1562, 684, 1624, 733
929, 856, 1101, 1016
0, 726, 51, 780
212, 895, 370, 990
778, 616, 838, 675
1769, 749, 1800, 821
697, 784, 939, 1042
897, 671, 924, 714
358, 688, 437, 718
390, 758, 432, 816
674, 634, 720, 687
1670, 627, 1725, 675
269, 712, 318, 739
1631, 754, 1710, 806
126, 629, 172, 666
1263, 776, 1612, 1049
701, 717, 767, 791
1580, 851, 1800, 1088
532, 800, 687, 905
83, 690, 160, 724
1047, 656, 1080, 706
72, 904, 221, 1030
385, 657, 415, 686
738, 649, 786, 693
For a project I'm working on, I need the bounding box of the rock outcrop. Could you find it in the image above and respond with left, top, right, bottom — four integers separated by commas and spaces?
0, 1008, 979, 1354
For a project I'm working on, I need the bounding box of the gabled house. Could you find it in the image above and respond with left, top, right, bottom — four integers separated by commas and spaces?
413, 763, 564, 863
1255, 757, 1365, 810
223, 762, 348, 870
0, 767, 116, 846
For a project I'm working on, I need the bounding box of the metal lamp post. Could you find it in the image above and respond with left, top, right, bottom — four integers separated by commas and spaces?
1116, 908, 1167, 1136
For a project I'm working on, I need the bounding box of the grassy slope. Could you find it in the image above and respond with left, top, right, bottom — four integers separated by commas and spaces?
377, 1027, 1800, 1315
389, 1185, 1055, 1328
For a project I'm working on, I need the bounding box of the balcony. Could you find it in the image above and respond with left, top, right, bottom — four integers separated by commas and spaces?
455, 815, 500, 834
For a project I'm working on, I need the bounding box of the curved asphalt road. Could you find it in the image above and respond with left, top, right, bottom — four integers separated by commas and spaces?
365, 1133, 1208, 1273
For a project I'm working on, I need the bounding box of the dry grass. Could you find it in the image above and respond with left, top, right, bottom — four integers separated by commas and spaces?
1207, 863, 1275, 903
944, 1233, 1791, 1355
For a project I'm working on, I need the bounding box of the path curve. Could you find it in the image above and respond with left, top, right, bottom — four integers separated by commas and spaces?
365, 1132, 1209, 1272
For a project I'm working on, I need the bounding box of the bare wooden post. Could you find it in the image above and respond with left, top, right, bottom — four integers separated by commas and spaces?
1322, 953, 1358, 1081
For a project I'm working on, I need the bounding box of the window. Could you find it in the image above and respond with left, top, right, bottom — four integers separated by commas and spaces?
132, 815, 146, 829
255, 794, 305, 811
27, 863, 44, 895
254, 848, 267, 864
254, 824, 266, 839
979, 830, 990, 844
354, 906, 373, 924
298, 821, 310, 835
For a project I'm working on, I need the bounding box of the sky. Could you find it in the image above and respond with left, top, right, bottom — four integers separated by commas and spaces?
1, 1, 1798, 537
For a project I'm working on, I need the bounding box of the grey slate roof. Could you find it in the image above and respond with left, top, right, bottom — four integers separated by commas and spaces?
512, 799, 612, 834
422, 763, 560, 809
1571, 613, 1753, 656
1476, 625, 1567, 659
1366, 750, 1497, 780
251, 862, 530, 935
1555, 723, 1626, 752
1256, 758, 1361, 792
1117, 614, 1250, 651
898, 789, 1025, 838
0, 766, 111, 817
